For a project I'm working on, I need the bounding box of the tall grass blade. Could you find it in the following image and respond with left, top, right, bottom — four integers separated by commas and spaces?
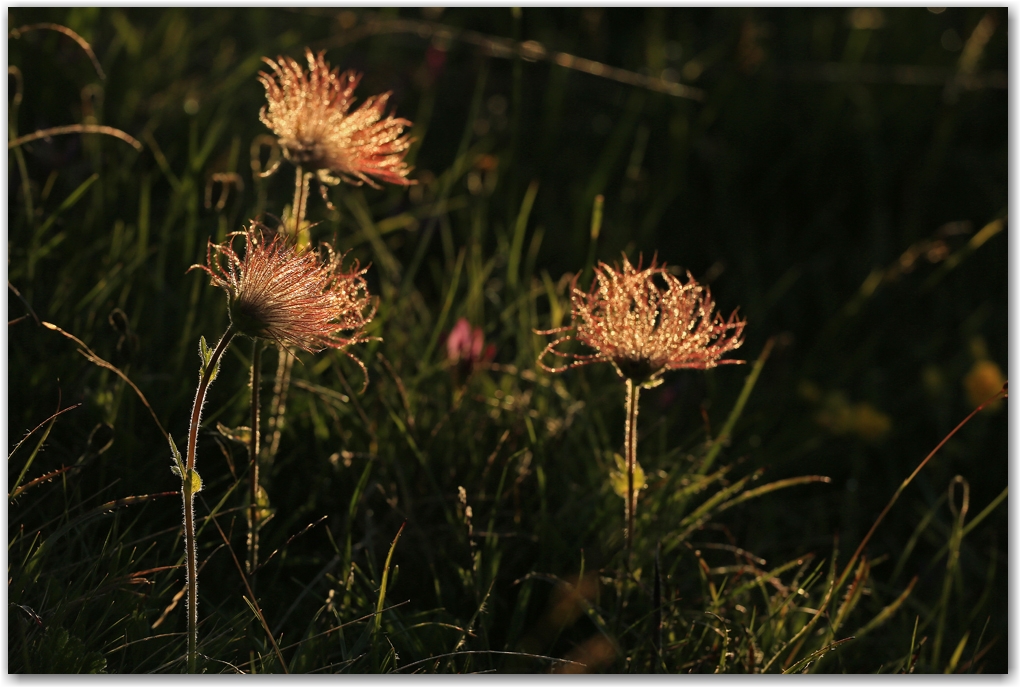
375, 521, 406, 633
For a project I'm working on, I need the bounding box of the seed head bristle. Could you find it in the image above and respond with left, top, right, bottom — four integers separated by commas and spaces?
259, 48, 415, 189
192, 224, 377, 362
538, 254, 746, 384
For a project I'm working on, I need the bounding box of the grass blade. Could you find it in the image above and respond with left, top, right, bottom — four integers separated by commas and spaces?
375, 521, 406, 633
697, 337, 774, 476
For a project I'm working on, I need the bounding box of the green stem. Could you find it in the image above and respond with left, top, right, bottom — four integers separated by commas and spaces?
183, 327, 235, 674
624, 378, 641, 566
248, 340, 262, 582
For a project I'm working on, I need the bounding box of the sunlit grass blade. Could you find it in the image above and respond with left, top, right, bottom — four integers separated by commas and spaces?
375, 521, 406, 633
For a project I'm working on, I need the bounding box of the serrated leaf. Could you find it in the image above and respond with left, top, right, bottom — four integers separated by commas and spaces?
168, 434, 185, 474
199, 335, 220, 382
199, 335, 212, 367
610, 452, 646, 499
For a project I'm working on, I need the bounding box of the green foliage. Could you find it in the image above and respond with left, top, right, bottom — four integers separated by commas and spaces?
7, 7, 1006, 674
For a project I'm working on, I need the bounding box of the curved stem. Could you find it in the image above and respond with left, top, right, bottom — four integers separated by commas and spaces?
248, 340, 262, 582
183, 327, 235, 673
624, 379, 641, 567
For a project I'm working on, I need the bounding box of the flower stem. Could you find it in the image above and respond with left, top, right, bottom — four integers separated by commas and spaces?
624, 378, 641, 567
266, 347, 294, 462
183, 327, 235, 674
290, 165, 310, 247
247, 340, 262, 583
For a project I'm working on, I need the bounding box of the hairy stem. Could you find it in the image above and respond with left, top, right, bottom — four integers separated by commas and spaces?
624, 378, 641, 566
183, 327, 235, 674
247, 340, 262, 582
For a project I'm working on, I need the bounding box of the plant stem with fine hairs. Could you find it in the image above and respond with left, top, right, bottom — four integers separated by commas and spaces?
183, 327, 235, 673
247, 340, 262, 582
624, 378, 641, 566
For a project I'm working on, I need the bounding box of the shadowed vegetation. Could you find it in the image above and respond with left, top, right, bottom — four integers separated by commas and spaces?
8, 8, 1006, 673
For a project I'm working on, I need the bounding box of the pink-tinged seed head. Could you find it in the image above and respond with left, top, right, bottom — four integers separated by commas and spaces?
192, 224, 376, 357
538, 254, 746, 385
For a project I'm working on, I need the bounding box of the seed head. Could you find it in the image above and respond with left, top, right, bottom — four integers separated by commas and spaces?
259, 48, 414, 188
193, 225, 376, 359
538, 255, 746, 385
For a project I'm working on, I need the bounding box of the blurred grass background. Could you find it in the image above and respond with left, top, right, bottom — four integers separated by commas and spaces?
7, 7, 1007, 673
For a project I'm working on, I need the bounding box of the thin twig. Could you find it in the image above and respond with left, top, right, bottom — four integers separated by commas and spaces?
9, 124, 142, 151
8, 281, 40, 326
8, 403, 80, 461
321, 14, 704, 102
42, 321, 167, 440
10, 22, 106, 80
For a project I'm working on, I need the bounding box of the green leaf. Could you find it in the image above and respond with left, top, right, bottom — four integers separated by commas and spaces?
253, 484, 271, 520
610, 452, 645, 499
199, 335, 212, 367
215, 422, 251, 445
182, 468, 202, 494
198, 335, 221, 383
168, 434, 185, 474
170, 465, 183, 480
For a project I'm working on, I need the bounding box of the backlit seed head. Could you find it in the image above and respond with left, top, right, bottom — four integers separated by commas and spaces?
538, 255, 746, 385
192, 224, 376, 360
259, 48, 415, 188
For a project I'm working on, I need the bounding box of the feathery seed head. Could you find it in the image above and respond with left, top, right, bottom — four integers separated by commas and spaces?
193, 224, 376, 355
538, 255, 746, 385
259, 48, 414, 188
